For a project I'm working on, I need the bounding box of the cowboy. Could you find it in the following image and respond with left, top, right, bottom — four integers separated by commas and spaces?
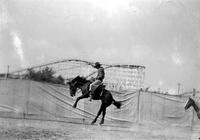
89, 62, 105, 101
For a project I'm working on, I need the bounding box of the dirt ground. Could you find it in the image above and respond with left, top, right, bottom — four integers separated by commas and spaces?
0, 118, 198, 140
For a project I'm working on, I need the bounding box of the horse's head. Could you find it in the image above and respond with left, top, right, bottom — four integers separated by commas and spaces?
67, 81, 77, 97
184, 97, 195, 110
67, 76, 88, 97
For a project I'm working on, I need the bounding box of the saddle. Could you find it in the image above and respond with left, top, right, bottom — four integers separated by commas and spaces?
90, 84, 106, 100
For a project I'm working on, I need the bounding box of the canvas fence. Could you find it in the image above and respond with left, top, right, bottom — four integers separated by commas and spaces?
0, 79, 197, 128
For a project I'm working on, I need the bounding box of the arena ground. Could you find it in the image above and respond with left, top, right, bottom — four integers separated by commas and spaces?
0, 118, 198, 140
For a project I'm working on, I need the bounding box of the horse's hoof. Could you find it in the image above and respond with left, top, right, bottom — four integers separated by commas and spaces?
91, 120, 96, 125
73, 105, 76, 108
99, 121, 104, 125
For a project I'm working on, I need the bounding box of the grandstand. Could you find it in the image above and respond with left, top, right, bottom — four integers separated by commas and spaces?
9, 59, 146, 91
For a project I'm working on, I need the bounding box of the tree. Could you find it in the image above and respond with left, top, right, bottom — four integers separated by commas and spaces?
25, 67, 64, 85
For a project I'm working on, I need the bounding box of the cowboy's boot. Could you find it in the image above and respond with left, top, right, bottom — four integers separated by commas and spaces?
89, 95, 92, 101
88, 91, 92, 101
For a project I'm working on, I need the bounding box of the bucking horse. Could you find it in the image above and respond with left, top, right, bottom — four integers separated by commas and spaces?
67, 76, 121, 125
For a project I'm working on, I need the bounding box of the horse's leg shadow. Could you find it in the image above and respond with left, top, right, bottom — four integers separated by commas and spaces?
91, 104, 103, 125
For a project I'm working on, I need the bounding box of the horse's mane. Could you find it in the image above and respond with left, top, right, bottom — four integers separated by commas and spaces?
190, 96, 200, 109
72, 76, 90, 84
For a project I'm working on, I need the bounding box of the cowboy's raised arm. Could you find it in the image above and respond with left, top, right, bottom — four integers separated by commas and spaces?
87, 62, 95, 68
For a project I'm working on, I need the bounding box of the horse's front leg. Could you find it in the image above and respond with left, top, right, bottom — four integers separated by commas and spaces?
73, 94, 88, 108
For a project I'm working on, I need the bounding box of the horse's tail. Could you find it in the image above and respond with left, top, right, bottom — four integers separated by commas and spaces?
112, 99, 121, 109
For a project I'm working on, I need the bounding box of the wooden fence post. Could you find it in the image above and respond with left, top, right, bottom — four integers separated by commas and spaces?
4, 65, 9, 79
191, 88, 196, 130
150, 92, 152, 121
137, 89, 141, 123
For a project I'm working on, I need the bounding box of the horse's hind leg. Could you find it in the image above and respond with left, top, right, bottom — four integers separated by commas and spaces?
91, 104, 103, 125
100, 106, 106, 125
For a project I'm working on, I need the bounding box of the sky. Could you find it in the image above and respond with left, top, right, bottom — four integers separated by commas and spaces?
0, 0, 200, 93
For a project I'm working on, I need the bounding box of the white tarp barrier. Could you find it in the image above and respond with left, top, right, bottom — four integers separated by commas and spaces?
0, 79, 196, 128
